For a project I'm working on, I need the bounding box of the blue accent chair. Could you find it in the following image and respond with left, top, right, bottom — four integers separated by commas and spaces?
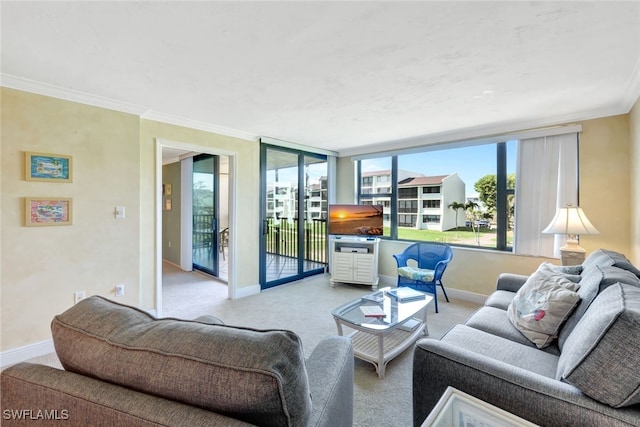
393, 242, 453, 313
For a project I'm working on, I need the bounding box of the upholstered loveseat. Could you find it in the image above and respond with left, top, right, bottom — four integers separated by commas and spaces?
413, 249, 640, 426
1, 296, 354, 426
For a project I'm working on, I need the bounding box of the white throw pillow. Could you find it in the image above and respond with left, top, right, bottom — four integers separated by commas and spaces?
507, 263, 581, 348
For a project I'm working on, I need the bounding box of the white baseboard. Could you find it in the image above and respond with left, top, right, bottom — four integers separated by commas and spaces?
444, 288, 488, 305
234, 284, 261, 299
1, 339, 55, 369
378, 274, 488, 305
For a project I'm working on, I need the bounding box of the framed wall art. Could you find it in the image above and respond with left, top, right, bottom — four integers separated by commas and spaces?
25, 197, 73, 226
25, 151, 73, 182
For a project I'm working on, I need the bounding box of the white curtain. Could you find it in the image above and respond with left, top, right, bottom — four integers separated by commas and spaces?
514, 133, 578, 257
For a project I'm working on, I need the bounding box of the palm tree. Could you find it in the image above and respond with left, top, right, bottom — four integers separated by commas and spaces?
448, 201, 466, 230
464, 201, 480, 244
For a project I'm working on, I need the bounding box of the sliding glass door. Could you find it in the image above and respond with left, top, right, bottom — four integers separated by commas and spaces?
192, 154, 219, 276
260, 144, 328, 289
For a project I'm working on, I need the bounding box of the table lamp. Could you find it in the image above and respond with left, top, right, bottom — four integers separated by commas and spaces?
542, 204, 599, 266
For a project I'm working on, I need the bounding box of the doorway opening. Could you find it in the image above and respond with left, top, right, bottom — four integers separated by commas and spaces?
156, 139, 236, 317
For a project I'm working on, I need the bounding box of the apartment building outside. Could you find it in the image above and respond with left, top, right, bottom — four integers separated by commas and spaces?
361, 170, 466, 231
265, 176, 327, 221
267, 170, 467, 232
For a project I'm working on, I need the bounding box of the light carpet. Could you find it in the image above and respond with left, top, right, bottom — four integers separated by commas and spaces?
27, 262, 481, 427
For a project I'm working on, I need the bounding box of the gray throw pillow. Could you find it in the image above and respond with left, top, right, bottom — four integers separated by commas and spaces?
601, 249, 640, 278
507, 263, 581, 349
51, 296, 312, 427
557, 265, 604, 351
558, 265, 640, 352
599, 265, 640, 289
557, 283, 640, 408
544, 262, 583, 276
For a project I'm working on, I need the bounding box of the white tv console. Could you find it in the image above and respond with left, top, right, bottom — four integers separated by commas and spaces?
329, 236, 380, 290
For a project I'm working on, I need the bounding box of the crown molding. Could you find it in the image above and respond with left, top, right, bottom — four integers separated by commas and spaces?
141, 111, 258, 142
1, 74, 258, 142
1, 74, 148, 115
622, 57, 640, 112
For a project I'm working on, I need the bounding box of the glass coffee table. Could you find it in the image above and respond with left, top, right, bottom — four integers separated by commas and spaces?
331, 287, 433, 378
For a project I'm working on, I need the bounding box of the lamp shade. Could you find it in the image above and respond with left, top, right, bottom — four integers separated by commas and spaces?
542, 204, 599, 236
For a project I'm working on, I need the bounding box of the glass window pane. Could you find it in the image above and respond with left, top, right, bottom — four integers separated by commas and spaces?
507, 140, 517, 247
360, 157, 392, 234
397, 144, 498, 247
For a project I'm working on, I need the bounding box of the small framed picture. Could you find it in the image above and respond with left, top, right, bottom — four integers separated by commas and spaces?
25, 151, 73, 182
25, 197, 73, 226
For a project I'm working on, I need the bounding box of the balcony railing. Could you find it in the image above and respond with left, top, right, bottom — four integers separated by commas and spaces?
265, 217, 327, 264
193, 215, 328, 265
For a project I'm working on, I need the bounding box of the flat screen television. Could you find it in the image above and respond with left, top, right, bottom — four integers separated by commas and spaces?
328, 204, 384, 236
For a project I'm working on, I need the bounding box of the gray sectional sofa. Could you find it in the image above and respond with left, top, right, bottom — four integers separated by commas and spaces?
413, 249, 640, 426
1, 296, 354, 426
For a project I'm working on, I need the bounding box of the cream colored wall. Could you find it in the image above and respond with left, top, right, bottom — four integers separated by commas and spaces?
138, 120, 260, 309
630, 96, 640, 266
579, 115, 632, 255
162, 162, 181, 265
1, 89, 261, 353
1, 88, 141, 351
337, 114, 635, 296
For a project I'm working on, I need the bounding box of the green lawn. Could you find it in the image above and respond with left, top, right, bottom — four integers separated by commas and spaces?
389, 226, 513, 247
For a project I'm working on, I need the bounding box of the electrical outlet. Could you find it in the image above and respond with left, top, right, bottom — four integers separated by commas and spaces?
74, 291, 86, 304
115, 284, 125, 297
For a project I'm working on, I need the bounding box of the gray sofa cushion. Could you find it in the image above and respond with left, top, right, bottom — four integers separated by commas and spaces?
599, 265, 640, 289
51, 296, 312, 427
582, 249, 617, 271
557, 284, 640, 408
484, 290, 516, 310
582, 248, 640, 277
553, 264, 583, 276
439, 324, 560, 378
599, 249, 640, 277
557, 264, 604, 351
465, 306, 560, 355
558, 265, 640, 351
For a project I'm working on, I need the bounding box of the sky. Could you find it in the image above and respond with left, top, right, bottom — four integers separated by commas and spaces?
362, 141, 517, 197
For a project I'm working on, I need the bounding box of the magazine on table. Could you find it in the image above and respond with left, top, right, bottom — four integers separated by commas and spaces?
361, 290, 385, 303
386, 287, 426, 302
359, 305, 387, 318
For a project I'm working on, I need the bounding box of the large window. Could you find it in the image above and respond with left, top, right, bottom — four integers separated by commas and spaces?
357, 128, 580, 255
358, 142, 516, 250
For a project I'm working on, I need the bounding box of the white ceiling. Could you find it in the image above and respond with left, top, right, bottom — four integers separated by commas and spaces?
2, 1, 640, 156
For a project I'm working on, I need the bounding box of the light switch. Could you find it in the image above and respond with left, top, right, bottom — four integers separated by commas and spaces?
115, 206, 125, 219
